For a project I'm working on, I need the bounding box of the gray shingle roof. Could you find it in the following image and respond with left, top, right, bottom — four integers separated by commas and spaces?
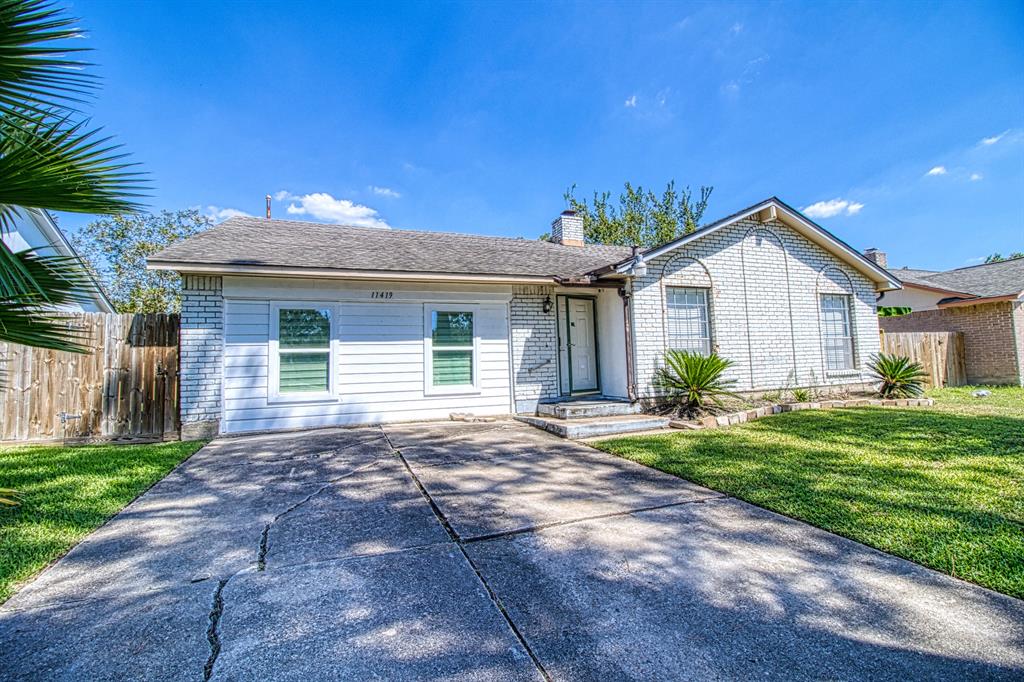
149, 216, 633, 280
894, 258, 1024, 298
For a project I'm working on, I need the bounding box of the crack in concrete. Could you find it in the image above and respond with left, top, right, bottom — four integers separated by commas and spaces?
381, 426, 553, 682
203, 577, 228, 681
256, 458, 385, 571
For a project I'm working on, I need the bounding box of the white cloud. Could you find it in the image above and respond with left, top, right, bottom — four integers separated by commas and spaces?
801, 198, 865, 219
369, 185, 401, 198
275, 191, 390, 228
205, 206, 251, 222
979, 131, 1008, 146
729, 22, 743, 35
970, 172, 983, 181
965, 256, 986, 264
721, 80, 740, 96
925, 165, 947, 176
624, 94, 637, 108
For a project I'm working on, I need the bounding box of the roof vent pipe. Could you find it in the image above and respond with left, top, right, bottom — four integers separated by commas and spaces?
265, 194, 272, 219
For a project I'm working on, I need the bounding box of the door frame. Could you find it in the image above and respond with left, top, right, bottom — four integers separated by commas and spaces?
560, 294, 601, 395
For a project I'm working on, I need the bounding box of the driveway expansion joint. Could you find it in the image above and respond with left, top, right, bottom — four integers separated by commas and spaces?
381, 426, 553, 682
461, 492, 727, 545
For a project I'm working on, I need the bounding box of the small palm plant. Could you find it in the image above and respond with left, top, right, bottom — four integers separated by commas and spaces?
655, 350, 738, 416
868, 353, 929, 398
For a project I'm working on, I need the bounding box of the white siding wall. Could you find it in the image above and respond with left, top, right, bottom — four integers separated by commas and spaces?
632, 218, 881, 396
219, 277, 514, 434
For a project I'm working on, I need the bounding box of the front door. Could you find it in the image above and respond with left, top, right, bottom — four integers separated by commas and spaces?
566, 297, 598, 393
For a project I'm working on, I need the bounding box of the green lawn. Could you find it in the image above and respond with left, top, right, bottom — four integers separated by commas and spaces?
594, 386, 1024, 598
0, 440, 204, 603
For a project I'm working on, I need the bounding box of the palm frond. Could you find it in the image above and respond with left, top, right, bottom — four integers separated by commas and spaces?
0, 109, 147, 221
0, 246, 95, 351
0, 0, 97, 119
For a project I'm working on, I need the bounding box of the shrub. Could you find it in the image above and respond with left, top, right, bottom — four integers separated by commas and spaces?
655, 350, 738, 415
869, 353, 928, 398
791, 388, 811, 402
761, 390, 782, 403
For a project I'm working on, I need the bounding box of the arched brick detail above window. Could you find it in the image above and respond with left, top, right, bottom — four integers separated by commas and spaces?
816, 265, 856, 295
660, 252, 713, 289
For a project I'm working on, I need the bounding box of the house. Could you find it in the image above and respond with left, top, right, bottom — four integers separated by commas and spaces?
148, 197, 900, 438
875, 254, 1024, 386
1, 208, 114, 313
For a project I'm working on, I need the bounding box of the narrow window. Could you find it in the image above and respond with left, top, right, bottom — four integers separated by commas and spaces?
277, 307, 332, 394
820, 294, 854, 370
430, 310, 475, 387
665, 287, 711, 355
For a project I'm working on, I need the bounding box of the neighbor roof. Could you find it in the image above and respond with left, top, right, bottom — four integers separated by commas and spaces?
149, 216, 633, 282
894, 258, 1024, 300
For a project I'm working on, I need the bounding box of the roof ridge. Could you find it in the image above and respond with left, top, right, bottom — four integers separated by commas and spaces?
931, 255, 1024, 275
226, 216, 631, 252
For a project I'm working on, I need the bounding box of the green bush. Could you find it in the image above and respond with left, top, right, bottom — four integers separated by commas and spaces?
655, 350, 738, 415
791, 388, 812, 402
869, 353, 928, 398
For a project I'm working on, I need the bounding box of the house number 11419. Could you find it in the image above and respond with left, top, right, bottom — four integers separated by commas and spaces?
371, 291, 394, 299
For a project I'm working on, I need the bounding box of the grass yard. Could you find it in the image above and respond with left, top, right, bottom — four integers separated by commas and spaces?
595, 386, 1024, 599
0, 440, 204, 603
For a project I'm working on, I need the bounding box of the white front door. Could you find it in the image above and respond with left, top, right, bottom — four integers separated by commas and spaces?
567, 297, 598, 392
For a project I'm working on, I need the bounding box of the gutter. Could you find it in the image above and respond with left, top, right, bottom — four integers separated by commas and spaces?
147, 261, 556, 285
937, 293, 1021, 309
618, 283, 638, 401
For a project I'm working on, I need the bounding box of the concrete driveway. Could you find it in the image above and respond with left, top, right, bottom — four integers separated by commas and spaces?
1, 422, 1022, 680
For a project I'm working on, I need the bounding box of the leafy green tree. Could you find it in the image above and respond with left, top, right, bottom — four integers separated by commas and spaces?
561, 181, 713, 247
984, 252, 1023, 264
74, 210, 211, 313
0, 0, 146, 351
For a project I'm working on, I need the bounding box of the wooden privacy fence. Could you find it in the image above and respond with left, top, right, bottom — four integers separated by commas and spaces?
0, 313, 180, 442
880, 330, 967, 388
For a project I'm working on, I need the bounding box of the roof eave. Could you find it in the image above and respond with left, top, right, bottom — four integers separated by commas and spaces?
937, 292, 1023, 308
147, 260, 558, 285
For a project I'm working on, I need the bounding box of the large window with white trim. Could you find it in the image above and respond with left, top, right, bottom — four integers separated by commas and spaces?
272, 305, 334, 399
665, 286, 711, 355
424, 306, 478, 393
820, 294, 854, 371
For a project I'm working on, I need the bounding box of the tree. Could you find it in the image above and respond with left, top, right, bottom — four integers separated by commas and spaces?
0, 0, 146, 351
74, 210, 211, 313
560, 181, 713, 247
984, 252, 1023, 264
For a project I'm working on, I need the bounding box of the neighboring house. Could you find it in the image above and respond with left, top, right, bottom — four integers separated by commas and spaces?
875, 255, 1024, 386
148, 197, 900, 438
1, 208, 114, 313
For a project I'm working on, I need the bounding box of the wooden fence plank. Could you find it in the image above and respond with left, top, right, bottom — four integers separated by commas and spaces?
0, 313, 181, 442
880, 331, 967, 388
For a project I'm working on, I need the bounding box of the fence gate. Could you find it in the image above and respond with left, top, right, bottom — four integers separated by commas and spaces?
880, 330, 967, 388
0, 313, 180, 442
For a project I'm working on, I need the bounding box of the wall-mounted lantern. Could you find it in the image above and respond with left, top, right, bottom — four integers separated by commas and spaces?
542, 295, 553, 314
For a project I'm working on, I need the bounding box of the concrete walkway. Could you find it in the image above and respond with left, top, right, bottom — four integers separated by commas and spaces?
1, 421, 1021, 680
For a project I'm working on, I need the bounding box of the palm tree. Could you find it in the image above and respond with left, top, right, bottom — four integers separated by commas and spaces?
0, 0, 146, 351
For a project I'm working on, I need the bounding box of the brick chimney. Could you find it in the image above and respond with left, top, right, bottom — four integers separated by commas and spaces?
863, 248, 887, 269
551, 210, 584, 247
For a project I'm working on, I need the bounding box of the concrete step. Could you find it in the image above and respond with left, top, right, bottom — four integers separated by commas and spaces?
515, 414, 671, 439
536, 400, 641, 420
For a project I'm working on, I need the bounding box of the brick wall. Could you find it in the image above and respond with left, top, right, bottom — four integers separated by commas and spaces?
631, 218, 881, 396
179, 275, 223, 438
509, 284, 559, 413
880, 301, 1023, 386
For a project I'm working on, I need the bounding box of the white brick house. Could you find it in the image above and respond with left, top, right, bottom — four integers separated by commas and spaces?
150, 197, 900, 438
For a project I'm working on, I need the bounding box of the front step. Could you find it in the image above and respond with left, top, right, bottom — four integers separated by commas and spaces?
515, 414, 670, 439
536, 399, 641, 420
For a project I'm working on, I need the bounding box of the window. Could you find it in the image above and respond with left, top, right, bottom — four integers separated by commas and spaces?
665, 287, 711, 355
425, 307, 478, 393
272, 306, 333, 399
820, 294, 854, 371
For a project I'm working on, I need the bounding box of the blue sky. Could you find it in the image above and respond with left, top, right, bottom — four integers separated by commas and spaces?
59, 0, 1023, 270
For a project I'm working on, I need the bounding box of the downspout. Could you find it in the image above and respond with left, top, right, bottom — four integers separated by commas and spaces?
618, 282, 638, 402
